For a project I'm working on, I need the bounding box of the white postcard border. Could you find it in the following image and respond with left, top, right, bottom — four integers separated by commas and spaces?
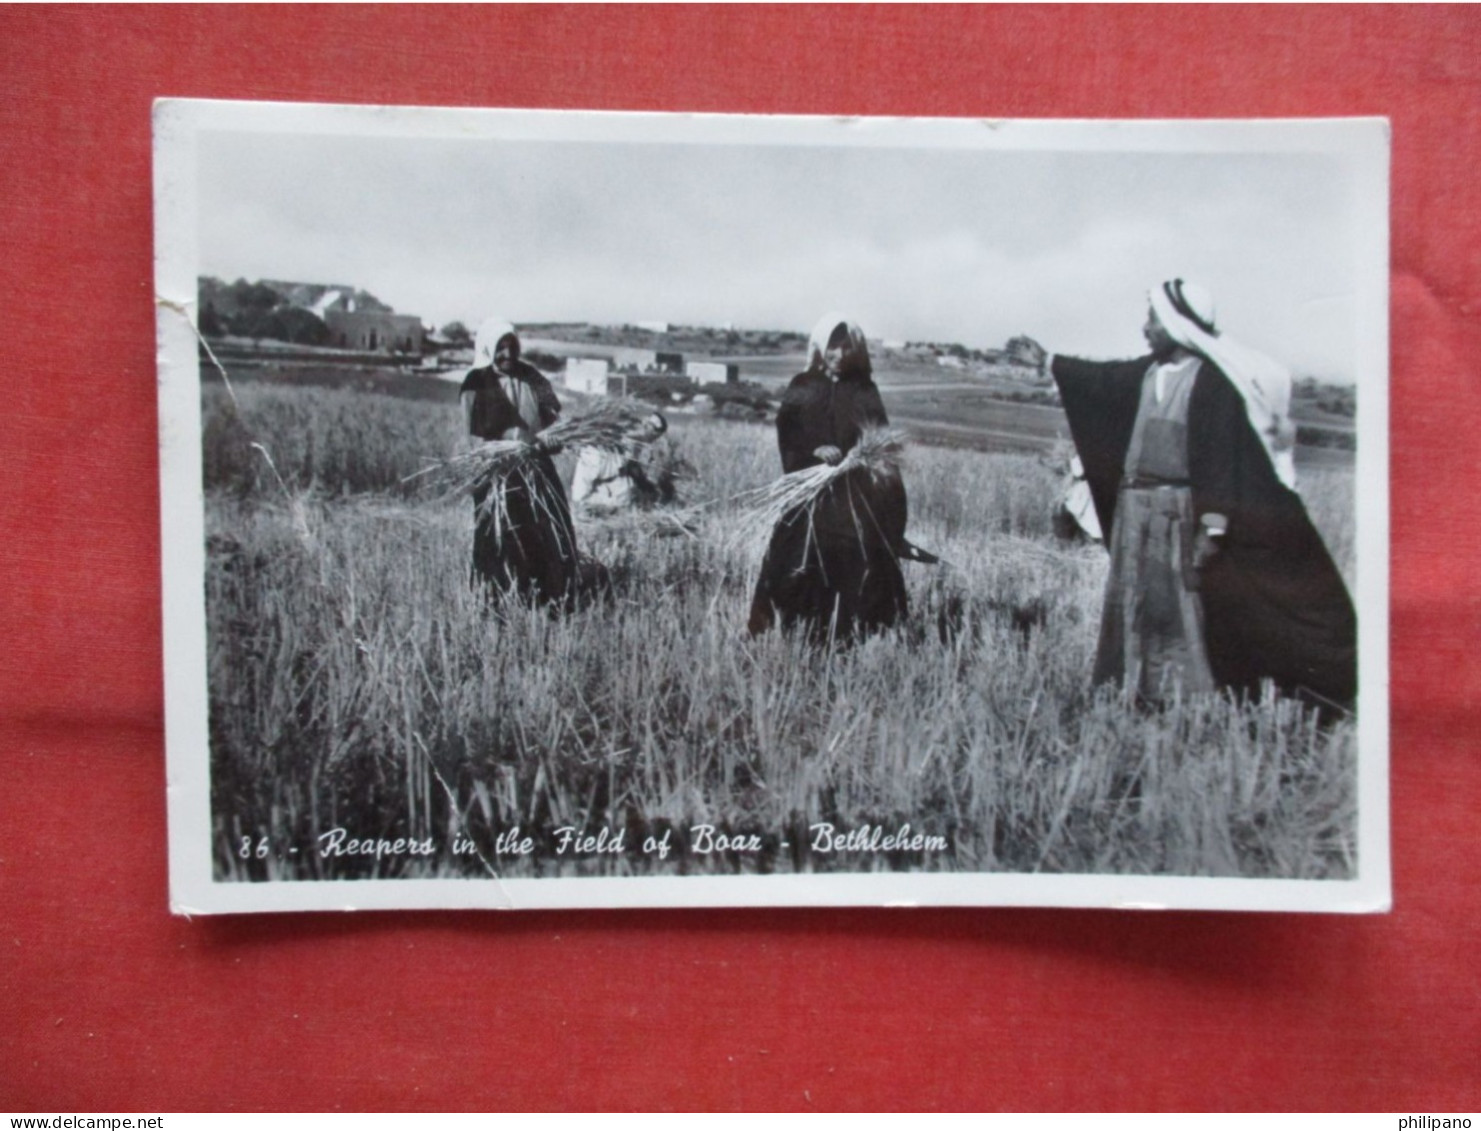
154, 99, 1390, 915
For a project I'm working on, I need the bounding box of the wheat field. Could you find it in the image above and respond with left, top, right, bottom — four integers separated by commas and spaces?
202, 382, 1358, 883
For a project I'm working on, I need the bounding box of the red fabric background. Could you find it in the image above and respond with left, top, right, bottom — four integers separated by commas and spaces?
2, 5, 1477, 1113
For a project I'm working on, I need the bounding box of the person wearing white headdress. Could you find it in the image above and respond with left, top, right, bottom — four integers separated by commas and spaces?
570, 411, 669, 518
1053, 453, 1103, 544
1007, 281, 1355, 715
747, 313, 910, 642
459, 318, 578, 608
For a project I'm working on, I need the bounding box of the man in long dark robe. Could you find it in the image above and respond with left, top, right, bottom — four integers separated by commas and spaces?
747, 314, 909, 642
1009, 280, 1356, 715
460, 318, 578, 609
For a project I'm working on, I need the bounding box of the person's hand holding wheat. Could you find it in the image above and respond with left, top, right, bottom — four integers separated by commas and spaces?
813, 445, 843, 466
408, 400, 652, 504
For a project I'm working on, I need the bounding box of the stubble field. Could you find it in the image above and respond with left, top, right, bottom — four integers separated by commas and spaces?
201, 379, 1358, 883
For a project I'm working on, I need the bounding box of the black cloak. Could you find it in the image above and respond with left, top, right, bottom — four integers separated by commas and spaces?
747, 348, 909, 642
460, 360, 578, 608
1052, 353, 1357, 712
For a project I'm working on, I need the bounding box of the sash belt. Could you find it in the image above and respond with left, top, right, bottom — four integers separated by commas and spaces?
1120, 477, 1192, 490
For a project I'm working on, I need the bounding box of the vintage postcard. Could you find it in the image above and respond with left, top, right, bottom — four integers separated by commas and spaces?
154, 100, 1389, 913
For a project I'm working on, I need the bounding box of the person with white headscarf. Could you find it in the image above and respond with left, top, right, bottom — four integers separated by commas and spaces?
570, 411, 669, 518
1008, 280, 1355, 715
459, 318, 578, 608
747, 313, 909, 642
1053, 453, 1103, 544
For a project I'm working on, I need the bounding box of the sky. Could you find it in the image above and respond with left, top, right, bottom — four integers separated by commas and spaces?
197, 126, 1370, 379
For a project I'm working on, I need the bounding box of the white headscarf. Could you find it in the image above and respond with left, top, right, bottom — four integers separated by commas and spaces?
1149, 280, 1298, 488
468, 317, 542, 433
806, 312, 871, 375
473, 317, 518, 369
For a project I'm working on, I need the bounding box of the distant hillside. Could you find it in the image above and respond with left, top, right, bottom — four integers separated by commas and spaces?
1292, 376, 1355, 420
519, 322, 808, 356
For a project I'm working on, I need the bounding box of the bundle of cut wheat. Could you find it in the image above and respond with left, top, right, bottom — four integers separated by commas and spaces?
726, 426, 908, 554
405, 399, 653, 510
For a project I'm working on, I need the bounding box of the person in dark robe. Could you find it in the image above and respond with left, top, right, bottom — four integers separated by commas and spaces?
747, 314, 909, 642
459, 318, 578, 609
1008, 280, 1356, 715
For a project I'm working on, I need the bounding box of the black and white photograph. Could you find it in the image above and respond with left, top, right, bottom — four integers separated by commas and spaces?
154, 101, 1389, 913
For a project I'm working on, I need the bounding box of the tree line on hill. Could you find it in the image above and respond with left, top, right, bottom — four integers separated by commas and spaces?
198, 278, 332, 344
197, 277, 417, 349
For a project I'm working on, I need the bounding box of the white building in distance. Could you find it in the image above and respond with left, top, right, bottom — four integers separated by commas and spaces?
565, 357, 611, 395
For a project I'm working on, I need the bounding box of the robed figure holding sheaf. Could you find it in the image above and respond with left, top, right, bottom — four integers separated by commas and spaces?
747, 314, 909, 642
1009, 280, 1356, 715
459, 318, 579, 609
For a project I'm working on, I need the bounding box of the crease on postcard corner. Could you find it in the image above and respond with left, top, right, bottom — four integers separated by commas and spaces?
157, 294, 240, 401
422, 738, 519, 908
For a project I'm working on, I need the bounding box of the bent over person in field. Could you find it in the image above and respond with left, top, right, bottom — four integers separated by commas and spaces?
1008, 280, 1356, 715
747, 314, 909, 642
569, 411, 670, 519
459, 318, 579, 608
